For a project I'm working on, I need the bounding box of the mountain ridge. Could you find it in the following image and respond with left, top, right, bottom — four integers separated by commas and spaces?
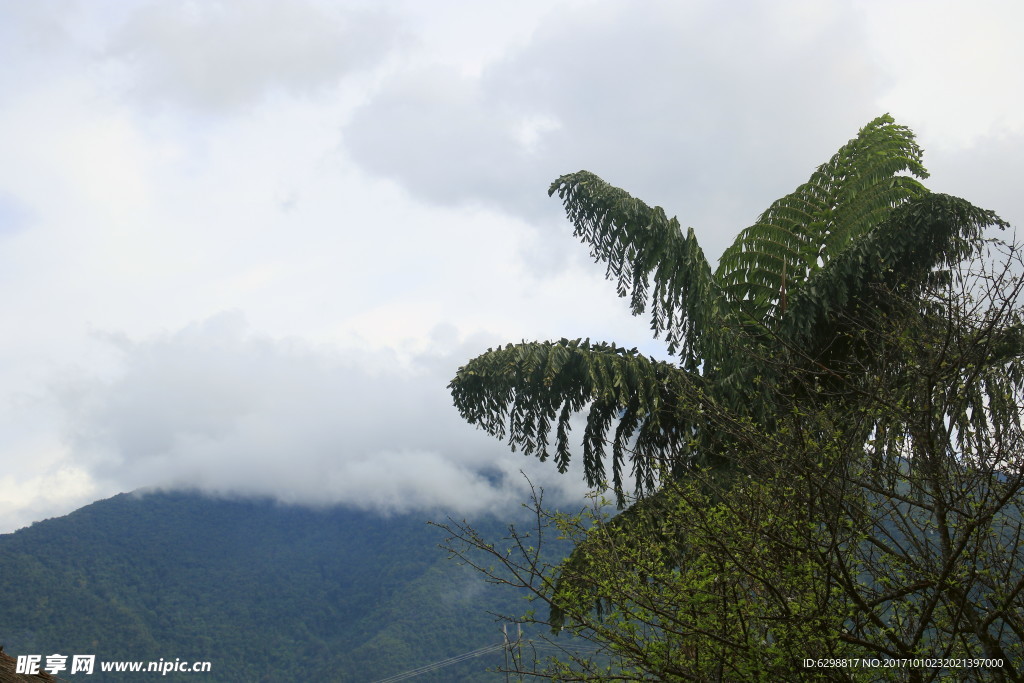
0, 490, 539, 682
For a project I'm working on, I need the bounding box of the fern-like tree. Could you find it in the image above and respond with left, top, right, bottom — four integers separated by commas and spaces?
450, 115, 1004, 502
443, 115, 1024, 679
441, 235, 1024, 678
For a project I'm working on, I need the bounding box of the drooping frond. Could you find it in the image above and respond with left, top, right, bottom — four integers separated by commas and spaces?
548, 172, 723, 365
715, 114, 930, 327
449, 339, 704, 502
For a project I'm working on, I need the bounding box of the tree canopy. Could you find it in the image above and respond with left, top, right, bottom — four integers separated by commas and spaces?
444, 115, 1024, 679
450, 114, 1008, 502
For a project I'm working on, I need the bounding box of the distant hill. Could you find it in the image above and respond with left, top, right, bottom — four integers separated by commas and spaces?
0, 491, 552, 682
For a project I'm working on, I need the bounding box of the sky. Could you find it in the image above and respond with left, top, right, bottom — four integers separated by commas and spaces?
1, 0, 1022, 532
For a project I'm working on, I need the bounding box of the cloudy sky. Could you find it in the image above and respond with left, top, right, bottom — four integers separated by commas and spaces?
1, 0, 1022, 532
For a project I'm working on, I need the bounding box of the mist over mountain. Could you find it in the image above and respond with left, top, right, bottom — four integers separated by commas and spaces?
0, 490, 552, 682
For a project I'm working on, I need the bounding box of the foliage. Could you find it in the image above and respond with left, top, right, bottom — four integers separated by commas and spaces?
445, 116, 1024, 679
0, 492, 531, 682
450, 115, 1006, 504
441, 244, 1024, 678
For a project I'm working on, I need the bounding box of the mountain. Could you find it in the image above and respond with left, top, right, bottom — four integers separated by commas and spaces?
0, 491, 549, 682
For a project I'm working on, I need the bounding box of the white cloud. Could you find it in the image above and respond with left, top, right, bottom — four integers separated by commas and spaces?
53, 313, 591, 520
104, 0, 401, 112
1, 0, 1023, 531
343, 0, 883, 259
864, 1, 1024, 148
0, 463, 97, 533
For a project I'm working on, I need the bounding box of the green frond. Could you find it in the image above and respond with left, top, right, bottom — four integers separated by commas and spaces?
448, 339, 703, 502
781, 193, 1008, 363
548, 172, 724, 365
715, 114, 930, 327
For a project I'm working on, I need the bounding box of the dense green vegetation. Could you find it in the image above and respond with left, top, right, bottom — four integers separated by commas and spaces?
447, 116, 1024, 679
0, 491, 548, 682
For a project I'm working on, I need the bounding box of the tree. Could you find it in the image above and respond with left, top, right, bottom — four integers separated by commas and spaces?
441, 238, 1024, 679
450, 115, 1004, 502
443, 116, 1023, 678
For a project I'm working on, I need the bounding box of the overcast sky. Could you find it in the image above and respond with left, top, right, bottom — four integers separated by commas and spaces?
1, 0, 1022, 532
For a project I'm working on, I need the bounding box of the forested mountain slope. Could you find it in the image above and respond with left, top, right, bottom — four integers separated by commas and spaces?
0, 491, 536, 682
